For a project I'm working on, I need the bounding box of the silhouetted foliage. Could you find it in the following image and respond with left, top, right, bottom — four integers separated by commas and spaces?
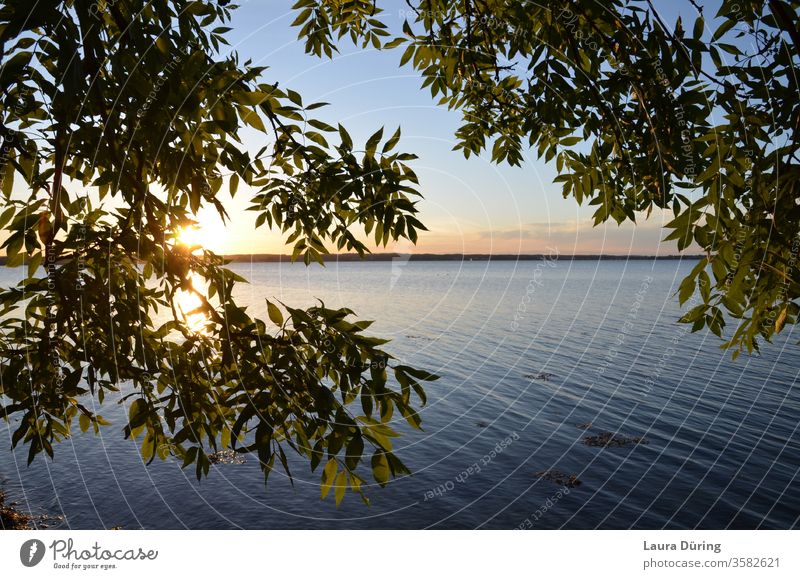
0, 0, 435, 505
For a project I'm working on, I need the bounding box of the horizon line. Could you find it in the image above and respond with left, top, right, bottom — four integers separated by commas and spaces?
219, 252, 704, 262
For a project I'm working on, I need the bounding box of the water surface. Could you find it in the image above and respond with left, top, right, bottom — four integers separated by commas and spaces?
1, 259, 798, 529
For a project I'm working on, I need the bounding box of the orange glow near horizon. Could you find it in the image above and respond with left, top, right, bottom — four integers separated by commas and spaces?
160, 208, 685, 258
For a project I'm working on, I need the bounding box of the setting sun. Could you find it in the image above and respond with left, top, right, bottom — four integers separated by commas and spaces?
175, 209, 230, 253
176, 225, 205, 249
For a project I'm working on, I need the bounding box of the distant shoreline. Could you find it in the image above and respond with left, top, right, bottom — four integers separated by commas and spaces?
0, 253, 704, 265
220, 253, 703, 263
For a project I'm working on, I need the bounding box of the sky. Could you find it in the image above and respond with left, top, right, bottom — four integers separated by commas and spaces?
4, 0, 718, 257
194, 0, 713, 257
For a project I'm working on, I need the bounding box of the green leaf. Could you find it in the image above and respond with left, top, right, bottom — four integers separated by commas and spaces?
365, 127, 383, 157
320, 458, 337, 499
382, 127, 401, 153
399, 44, 415, 66
338, 124, 353, 149
234, 91, 269, 106
128, 399, 145, 423
345, 435, 363, 470
371, 451, 390, 487
334, 470, 347, 506
775, 306, 788, 333
141, 433, 155, 462
266, 300, 284, 326
155, 36, 169, 53
0, 205, 15, 229
712, 18, 736, 41
699, 270, 711, 302
693, 16, 705, 41
239, 106, 266, 132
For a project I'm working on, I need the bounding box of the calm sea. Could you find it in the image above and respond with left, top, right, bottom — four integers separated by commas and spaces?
1, 259, 798, 529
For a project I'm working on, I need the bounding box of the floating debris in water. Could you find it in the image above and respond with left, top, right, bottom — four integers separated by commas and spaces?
0, 495, 30, 529
33, 513, 64, 529
1, 491, 63, 529
582, 431, 648, 447
535, 470, 582, 488
524, 372, 554, 381
208, 449, 246, 465
476, 421, 489, 428
576, 422, 593, 430
405, 334, 433, 341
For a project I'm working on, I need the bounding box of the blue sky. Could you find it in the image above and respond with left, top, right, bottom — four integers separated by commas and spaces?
186, 0, 715, 255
